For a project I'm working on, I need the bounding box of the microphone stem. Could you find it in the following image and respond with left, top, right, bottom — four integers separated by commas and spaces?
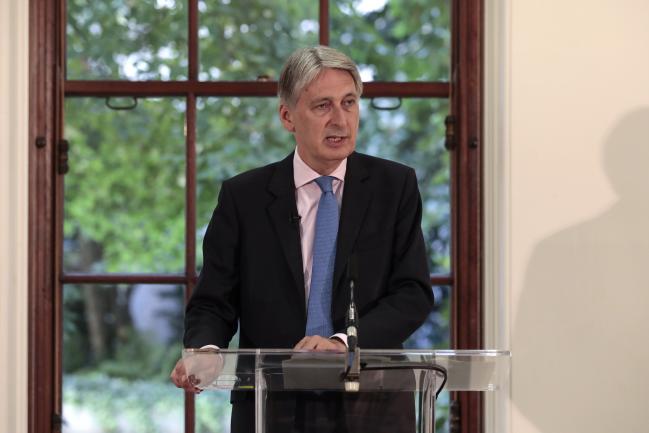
344, 278, 361, 391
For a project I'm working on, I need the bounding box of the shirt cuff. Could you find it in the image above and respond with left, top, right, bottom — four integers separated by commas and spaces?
330, 333, 348, 348
200, 344, 220, 350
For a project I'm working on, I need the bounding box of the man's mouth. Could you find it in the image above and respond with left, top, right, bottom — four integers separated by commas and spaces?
326, 135, 347, 143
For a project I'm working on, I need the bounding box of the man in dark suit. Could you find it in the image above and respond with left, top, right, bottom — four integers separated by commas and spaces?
171, 46, 434, 432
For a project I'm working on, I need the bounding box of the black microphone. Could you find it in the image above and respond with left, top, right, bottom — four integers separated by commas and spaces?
346, 255, 359, 351
344, 254, 360, 392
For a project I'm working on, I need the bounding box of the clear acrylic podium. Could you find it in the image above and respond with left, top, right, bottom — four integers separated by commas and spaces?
183, 349, 510, 433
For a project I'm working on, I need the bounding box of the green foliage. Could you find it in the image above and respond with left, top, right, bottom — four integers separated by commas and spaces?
67, 0, 188, 80
199, 1, 319, 80
64, 374, 193, 432
331, 0, 450, 81
92, 332, 182, 381
64, 98, 186, 273
62, 284, 184, 375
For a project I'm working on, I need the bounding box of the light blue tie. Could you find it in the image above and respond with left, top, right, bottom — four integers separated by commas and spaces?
306, 176, 338, 337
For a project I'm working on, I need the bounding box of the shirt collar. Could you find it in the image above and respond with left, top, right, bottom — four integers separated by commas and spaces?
293, 148, 347, 189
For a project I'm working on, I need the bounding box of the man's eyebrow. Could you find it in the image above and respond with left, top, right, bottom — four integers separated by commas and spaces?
310, 93, 358, 104
310, 97, 332, 104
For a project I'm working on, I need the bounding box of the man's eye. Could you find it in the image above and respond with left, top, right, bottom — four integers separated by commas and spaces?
343, 99, 357, 107
315, 102, 330, 110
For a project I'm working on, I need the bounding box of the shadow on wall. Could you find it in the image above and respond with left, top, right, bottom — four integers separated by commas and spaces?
513, 108, 649, 432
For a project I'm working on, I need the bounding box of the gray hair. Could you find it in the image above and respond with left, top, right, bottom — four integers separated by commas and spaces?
278, 46, 363, 107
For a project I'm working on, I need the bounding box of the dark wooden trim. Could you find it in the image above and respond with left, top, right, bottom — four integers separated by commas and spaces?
185, 393, 195, 433
319, 0, 329, 46
53, 0, 67, 423
452, 0, 484, 354
184, 96, 197, 433
451, 0, 485, 432
186, 93, 197, 283
188, 0, 198, 81
29, 0, 58, 431
430, 275, 453, 286
64, 80, 275, 96
64, 80, 450, 98
60, 273, 191, 285
365, 82, 450, 98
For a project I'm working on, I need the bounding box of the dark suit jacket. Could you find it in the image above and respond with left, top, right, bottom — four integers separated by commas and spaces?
184, 151, 433, 350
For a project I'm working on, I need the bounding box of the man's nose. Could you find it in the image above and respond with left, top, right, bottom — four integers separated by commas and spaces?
329, 104, 345, 126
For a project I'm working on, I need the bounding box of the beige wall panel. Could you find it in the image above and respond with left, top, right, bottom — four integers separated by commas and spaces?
507, 1, 649, 432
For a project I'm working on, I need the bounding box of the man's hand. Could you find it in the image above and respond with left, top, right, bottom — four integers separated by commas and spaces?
170, 358, 203, 393
170, 351, 224, 393
293, 335, 346, 352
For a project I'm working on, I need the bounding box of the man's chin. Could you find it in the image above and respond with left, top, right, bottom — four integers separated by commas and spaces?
323, 147, 354, 162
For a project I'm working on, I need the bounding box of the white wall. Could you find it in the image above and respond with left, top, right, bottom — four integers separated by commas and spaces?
0, 0, 29, 432
486, 0, 649, 432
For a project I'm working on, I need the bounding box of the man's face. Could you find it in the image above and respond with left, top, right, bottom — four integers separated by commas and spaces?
279, 68, 360, 175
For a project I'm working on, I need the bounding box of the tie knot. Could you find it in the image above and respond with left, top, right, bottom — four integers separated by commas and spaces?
314, 176, 335, 193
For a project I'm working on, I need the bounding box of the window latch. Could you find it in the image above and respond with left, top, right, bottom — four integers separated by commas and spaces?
444, 115, 456, 151
58, 139, 69, 175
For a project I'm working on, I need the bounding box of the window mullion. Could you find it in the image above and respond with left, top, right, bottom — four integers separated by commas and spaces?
186, 93, 197, 286
188, 0, 199, 81
184, 84, 198, 433
319, 0, 329, 45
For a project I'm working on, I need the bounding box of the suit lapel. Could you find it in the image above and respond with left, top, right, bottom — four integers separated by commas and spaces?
333, 152, 372, 295
266, 153, 307, 311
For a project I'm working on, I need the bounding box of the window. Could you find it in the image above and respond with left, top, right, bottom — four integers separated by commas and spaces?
29, 1, 483, 433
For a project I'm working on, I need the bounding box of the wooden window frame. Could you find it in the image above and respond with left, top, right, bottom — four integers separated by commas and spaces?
28, 0, 483, 432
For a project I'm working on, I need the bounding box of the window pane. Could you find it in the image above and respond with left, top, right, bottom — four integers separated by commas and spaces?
196, 97, 293, 269
199, 1, 318, 81
357, 99, 450, 274
330, 0, 451, 82
405, 284, 451, 433
67, 0, 188, 80
64, 97, 186, 274
62, 284, 184, 433
195, 97, 449, 274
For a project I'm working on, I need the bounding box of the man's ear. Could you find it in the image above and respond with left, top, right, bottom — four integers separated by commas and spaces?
278, 103, 296, 133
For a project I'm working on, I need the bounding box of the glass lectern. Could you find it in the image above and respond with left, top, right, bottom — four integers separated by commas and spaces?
183, 349, 510, 433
